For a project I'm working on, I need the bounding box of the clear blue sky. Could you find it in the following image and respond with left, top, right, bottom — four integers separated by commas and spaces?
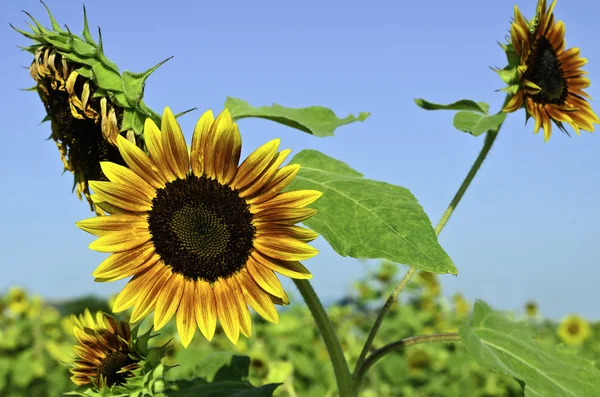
1, 0, 599, 320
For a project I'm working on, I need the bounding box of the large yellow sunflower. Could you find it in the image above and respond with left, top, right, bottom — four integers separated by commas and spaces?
503, 0, 599, 141
77, 107, 322, 347
70, 309, 140, 388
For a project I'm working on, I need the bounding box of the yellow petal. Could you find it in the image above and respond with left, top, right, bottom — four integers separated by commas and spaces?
239, 271, 279, 323
212, 122, 242, 185
213, 278, 240, 345
202, 110, 234, 179
76, 213, 148, 236
116, 135, 167, 189
176, 281, 197, 348
254, 236, 319, 261
196, 281, 217, 341
231, 139, 280, 190
190, 110, 215, 177
88, 229, 151, 253
246, 164, 300, 205
246, 255, 285, 298
112, 265, 165, 312
144, 117, 176, 182
252, 190, 322, 213
92, 243, 157, 280
258, 225, 319, 242
229, 276, 252, 338
239, 149, 291, 199
251, 249, 312, 280
161, 107, 190, 179
100, 162, 156, 200
129, 267, 174, 323
89, 181, 152, 213
253, 207, 317, 224
154, 273, 185, 330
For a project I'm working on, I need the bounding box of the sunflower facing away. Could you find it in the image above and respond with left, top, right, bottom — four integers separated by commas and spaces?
70, 309, 140, 388
502, 0, 599, 141
557, 314, 591, 347
77, 107, 322, 347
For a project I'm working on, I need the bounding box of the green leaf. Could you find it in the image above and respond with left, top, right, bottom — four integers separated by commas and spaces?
459, 301, 600, 397
414, 98, 489, 115
287, 150, 457, 274
453, 112, 507, 136
169, 379, 280, 397
224, 97, 369, 137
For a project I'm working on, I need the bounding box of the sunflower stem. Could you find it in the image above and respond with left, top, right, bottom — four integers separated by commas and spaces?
352, 95, 511, 390
354, 332, 461, 390
294, 279, 355, 397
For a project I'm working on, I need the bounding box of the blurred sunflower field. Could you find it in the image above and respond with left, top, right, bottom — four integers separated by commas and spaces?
1, 260, 597, 396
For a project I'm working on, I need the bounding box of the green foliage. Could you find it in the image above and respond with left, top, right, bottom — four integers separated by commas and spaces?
224, 97, 370, 136
460, 301, 600, 397
287, 150, 457, 274
414, 98, 506, 137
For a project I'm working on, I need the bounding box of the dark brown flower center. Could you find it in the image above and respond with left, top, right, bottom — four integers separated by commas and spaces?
567, 322, 580, 335
97, 350, 135, 387
148, 175, 256, 283
524, 36, 568, 104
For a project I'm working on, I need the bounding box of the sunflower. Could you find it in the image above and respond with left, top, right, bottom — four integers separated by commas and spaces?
70, 309, 140, 388
502, 0, 599, 141
77, 107, 322, 347
14, 5, 167, 213
557, 314, 591, 347
525, 300, 539, 317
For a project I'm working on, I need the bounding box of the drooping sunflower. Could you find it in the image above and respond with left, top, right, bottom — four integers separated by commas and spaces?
70, 309, 140, 388
13, 4, 169, 213
557, 314, 591, 347
77, 107, 322, 347
502, 0, 599, 141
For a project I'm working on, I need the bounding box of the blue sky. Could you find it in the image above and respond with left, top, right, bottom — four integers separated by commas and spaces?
1, 0, 599, 320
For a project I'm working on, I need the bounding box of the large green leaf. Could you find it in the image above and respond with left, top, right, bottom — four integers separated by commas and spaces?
459, 301, 600, 397
453, 112, 507, 136
414, 98, 489, 114
224, 97, 369, 137
287, 150, 457, 274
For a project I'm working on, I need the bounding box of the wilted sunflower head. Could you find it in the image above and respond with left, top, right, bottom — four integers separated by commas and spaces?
76, 107, 323, 347
500, 0, 599, 141
70, 309, 140, 388
557, 314, 591, 347
13, 4, 169, 213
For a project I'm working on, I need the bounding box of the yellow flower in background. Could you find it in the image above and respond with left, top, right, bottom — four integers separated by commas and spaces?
557, 314, 591, 347
77, 107, 322, 347
7, 286, 29, 315
525, 300, 539, 317
416, 271, 441, 297
502, 0, 599, 141
70, 309, 140, 387
453, 293, 470, 318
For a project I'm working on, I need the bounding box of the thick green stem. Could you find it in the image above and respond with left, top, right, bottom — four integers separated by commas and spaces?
294, 279, 354, 397
354, 332, 461, 389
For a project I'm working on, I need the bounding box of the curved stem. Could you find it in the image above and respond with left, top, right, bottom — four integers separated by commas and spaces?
354, 266, 417, 372
354, 332, 461, 388
353, 95, 510, 389
294, 279, 354, 397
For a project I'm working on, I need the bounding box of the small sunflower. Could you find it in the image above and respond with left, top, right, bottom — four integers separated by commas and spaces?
453, 293, 470, 318
70, 309, 140, 388
502, 0, 599, 141
557, 314, 591, 347
525, 300, 539, 317
77, 107, 322, 347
